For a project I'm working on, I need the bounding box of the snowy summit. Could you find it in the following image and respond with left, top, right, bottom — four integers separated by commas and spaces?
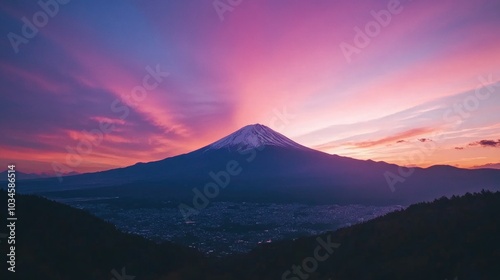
204, 124, 308, 152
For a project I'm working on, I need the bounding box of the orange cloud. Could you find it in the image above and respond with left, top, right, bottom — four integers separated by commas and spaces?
316, 127, 436, 150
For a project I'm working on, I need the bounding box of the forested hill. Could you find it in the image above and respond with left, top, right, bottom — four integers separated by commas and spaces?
0, 191, 203, 280
201, 191, 500, 280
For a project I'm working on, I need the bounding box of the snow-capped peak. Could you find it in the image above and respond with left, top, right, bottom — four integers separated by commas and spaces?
204, 124, 308, 152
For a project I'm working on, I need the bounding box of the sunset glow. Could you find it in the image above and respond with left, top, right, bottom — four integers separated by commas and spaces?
1, 0, 499, 174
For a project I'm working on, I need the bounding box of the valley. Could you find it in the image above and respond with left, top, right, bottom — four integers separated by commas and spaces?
52, 196, 403, 255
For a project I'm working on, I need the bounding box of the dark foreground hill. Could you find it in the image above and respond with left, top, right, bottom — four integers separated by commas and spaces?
0, 190, 203, 280
1, 190, 500, 280
200, 191, 500, 280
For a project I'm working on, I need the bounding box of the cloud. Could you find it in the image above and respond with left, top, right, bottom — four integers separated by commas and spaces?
313, 127, 437, 151
418, 138, 433, 143
472, 163, 500, 169
352, 128, 435, 148
468, 139, 500, 148
454, 147, 464, 150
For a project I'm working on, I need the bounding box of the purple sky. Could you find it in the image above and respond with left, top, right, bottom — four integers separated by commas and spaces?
1, 0, 499, 174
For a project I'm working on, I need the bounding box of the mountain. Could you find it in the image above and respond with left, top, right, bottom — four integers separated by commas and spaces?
202, 123, 310, 152
0, 170, 51, 181
0, 170, 80, 181
17, 124, 500, 205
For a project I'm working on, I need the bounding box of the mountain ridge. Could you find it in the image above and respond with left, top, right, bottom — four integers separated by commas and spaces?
13, 124, 500, 206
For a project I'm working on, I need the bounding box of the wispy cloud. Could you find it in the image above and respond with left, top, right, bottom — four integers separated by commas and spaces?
472, 162, 500, 169
315, 127, 436, 150
353, 128, 436, 148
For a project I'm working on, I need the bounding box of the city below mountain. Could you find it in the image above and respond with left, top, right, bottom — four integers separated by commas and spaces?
3, 189, 499, 280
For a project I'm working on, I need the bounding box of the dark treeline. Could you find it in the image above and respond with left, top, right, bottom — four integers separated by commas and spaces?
1, 190, 499, 280
0, 191, 203, 280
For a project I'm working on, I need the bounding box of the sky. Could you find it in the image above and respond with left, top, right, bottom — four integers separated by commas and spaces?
0, 0, 499, 175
